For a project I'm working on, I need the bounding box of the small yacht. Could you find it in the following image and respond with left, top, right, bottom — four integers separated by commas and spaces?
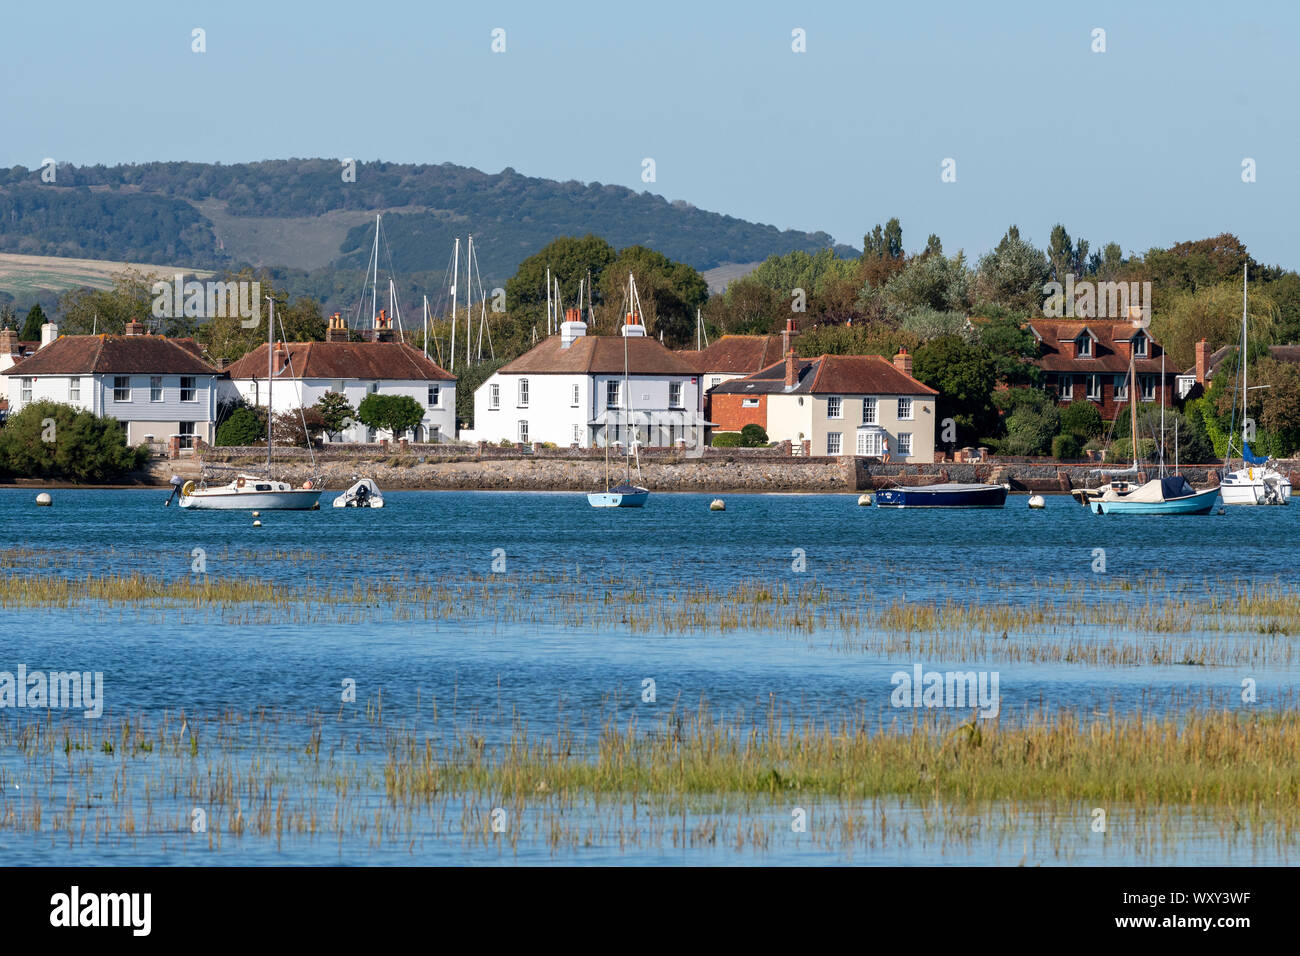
180, 474, 321, 510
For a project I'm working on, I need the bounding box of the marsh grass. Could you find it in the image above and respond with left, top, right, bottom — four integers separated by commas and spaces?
2, 546, 1299, 667
1, 701, 1296, 862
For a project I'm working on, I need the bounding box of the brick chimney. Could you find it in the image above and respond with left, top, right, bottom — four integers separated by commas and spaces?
374, 309, 395, 343
326, 312, 350, 343
273, 341, 288, 373
782, 316, 799, 388
893, 347, 912, 376
1195, 338, 1209, 385
0, 328, 17, 355
124, 319, 145, 336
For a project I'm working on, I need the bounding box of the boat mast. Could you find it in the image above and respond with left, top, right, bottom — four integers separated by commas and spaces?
423, 295, 429, 359
449, 238, 459, 374
266, 296, 274, 472
370, 214, 380, 330
465, 235, 473, 368
1129, 346, 1138, 470
1241, 263, 1249, 463
1160, 350, 1166, 477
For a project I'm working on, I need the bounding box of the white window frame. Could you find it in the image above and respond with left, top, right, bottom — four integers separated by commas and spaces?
669, 381, 683, 409
489, 383, 500, 410
20, 377, 33, 403
113, 376, 131, 402
827, 396, 843, 419
1141, 374, 1157, 402
518, 379, 529, 407
179, 376, 197, 402
862, 396, 877, 424
150, 376, 164, 402
68, 378, 80, 402
428, 385, 440, 407
518, 420, 529, 443
1134, 333, 1148, 357
710, 376, 721, 388
571, 383, 580, 407
1114, 375, 1129, 402
1059, 376, 1073, 401
826, 432, 842, 455
742, 397, 760, 408
178, 421, 195, 449
897, 432, 913, 456
1086, 373, 1102, 401
898, 396, 913, 420
606, 380, 620, 408
1076, 334, 1092, 357
572, 423, 582, 445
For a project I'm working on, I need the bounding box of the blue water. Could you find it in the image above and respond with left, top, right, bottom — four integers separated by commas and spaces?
0, 489, 1295, 865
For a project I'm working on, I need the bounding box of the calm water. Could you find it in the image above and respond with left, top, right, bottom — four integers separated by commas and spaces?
0, 488, 1295, 865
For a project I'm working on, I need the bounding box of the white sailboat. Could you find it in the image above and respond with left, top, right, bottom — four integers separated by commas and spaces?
1219, 264, 1291, 505
180, 298, 323, 510
588, 274, 650, 508
1071, 346, 1141, 506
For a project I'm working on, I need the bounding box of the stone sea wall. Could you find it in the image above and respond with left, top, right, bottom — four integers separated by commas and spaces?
168, 445, 1271, 493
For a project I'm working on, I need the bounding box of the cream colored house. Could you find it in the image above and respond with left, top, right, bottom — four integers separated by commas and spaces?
709, 348, 938, 462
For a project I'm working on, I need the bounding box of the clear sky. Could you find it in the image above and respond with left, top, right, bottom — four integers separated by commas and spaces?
4, 0, 1298, 266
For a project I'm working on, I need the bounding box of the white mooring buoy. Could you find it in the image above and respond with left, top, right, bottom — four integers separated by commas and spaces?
253, 519, 262, 527
858, 494, 872, 506
709, 499, 726, 511
1028, 495, 1046, 509
35, 492, 52, 507
252, 511, 261, 517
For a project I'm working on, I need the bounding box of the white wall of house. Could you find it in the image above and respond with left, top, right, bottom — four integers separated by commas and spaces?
226, 376, 455, 443
7, 372, 217, 445
473, 371, 701, 447
765, 393, 936, 462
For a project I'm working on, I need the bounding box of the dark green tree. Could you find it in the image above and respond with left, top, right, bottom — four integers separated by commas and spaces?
314, 391, 355, 439
912, 335, 998, 443
0, 401, 146, 481
19, 302, 47, 341
357, 393, 425, 439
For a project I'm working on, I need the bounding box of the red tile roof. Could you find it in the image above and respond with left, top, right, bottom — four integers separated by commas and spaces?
499, 334, 698, 376
713, 354, 937, 396
1028, 319, 1168, 374
0, 334, 217, 376
225, 342, 455, 382
679, 335, 784, 375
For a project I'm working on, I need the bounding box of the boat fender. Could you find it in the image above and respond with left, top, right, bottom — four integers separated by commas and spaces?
303, 480, 313, 489
181, 480, 196, 498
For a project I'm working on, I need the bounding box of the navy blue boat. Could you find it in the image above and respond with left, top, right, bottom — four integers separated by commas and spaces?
874, 482, 1008, 509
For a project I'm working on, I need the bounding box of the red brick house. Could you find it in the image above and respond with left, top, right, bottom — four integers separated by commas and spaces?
1027, 319, 1177, 420
679, 334, 784, 419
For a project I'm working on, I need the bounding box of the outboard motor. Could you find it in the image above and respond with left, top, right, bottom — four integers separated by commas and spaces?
164, 474, 184, 507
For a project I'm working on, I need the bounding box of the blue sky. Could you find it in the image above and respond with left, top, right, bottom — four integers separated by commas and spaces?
4, 0, 1298, 266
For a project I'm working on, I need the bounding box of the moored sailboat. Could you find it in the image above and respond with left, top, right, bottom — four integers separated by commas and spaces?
180, 297, 322, 511
588, 274, 650, 509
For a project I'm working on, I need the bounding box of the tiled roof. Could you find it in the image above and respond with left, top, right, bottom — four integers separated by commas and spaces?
499, 334, 698, 376
679, 335, 784, 375
712, 354, 937, 396
0, 334, 217, 376
1196, 343, 1300, 378
1028, 319, 1168, 374
225, 342, 455, 382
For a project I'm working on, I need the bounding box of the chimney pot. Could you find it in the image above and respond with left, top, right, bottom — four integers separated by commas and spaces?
124, 320, 144, 337
893, 347, 912, 376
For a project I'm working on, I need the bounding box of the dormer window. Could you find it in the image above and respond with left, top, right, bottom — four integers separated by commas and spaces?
1134, 332, 1148, 357
1076, 334, 1092, 357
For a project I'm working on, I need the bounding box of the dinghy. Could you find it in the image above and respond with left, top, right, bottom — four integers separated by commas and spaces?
333, 478, 384, 508
874, 482, 1008, 509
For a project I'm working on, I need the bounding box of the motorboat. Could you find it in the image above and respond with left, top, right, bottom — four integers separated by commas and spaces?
333, 478, 384, 508
874, 482, 1008, 508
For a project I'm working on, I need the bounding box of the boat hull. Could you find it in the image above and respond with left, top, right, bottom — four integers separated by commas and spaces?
1219, 471, 1291, 505
180, 490, 322, 510
587, 490, 649, 508
1093, 487, 1219, 515
875, 484, 1007, 509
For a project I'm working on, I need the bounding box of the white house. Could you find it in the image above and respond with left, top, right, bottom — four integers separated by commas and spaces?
221, 325, 456, 443
0, 320, 221, 447
472, 309, 708, 448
